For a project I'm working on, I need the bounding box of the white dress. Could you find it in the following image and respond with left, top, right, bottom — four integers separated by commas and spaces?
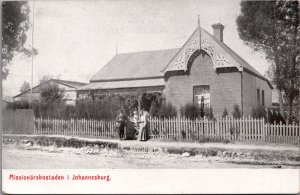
138, 114, 147, 141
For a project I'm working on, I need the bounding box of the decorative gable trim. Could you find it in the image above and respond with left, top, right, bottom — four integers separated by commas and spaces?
162, 28, 243, 73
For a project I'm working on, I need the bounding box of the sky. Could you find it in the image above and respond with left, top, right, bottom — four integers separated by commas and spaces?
2, 0, 270, 98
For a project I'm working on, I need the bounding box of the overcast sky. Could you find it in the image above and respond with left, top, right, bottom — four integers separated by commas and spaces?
2, 0, 270, 97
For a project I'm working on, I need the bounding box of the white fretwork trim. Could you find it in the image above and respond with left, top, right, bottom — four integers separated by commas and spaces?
163, 29, 240, 73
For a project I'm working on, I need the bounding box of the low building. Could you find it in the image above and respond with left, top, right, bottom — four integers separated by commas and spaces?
78, 23, 273, 117
13, 79, 87, 105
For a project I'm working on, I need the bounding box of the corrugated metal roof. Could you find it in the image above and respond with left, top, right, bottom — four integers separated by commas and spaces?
89, 27, 271, 89
90, 48, 179, 81
13, 79, 87, 98
51, 79, 87, 88
78, 78, 165, 90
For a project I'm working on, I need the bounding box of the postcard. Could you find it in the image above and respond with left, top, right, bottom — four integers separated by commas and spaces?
2, 0, 299, 194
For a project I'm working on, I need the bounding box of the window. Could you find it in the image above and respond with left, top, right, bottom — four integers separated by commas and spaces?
262, 90, 265, 106
193, 85, 210, 108
257, 89, 260, 105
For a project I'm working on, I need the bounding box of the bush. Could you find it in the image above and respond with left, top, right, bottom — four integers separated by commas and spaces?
29, 92, 172, 120
158, 102, 177, 118
232, 104, 241, 119
149, 101, 160, 117
204, 107, 214, 120
180, 103, 201, 119
277, 112, 286, 124
31, 98, 122, 120
272, 111, 286, 124
251, 105, 266, 119
179, 103, 214, 120
6, 101, 29, 110
266, 108, 274, 124
222, 108, 228, 118
140, 92, 163, 112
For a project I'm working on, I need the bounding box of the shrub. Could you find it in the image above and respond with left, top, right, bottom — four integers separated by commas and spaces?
232, 104, 241, 119
277, 112, 286, 124
30, 98, 122, 120
158, 102, 177, 118
266, 108, 274, 124
251, 105, 266, 119
149, 101, 160, 117
30, 93, 170, 120
222, 108, 228, 118
140, 92, 163, 112
6, 101, 29, 110
272, 111, 286, 124
204, 107, 214, 120
180, 103, 201, 119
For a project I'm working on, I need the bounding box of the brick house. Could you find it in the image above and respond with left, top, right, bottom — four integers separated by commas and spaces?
78, 23, 273, 117
13, 79, 87, 105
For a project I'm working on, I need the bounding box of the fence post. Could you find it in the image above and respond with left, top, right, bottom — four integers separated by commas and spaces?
262, 117, 265, 142
39, 117, 42, 135
33, 117, 36, 134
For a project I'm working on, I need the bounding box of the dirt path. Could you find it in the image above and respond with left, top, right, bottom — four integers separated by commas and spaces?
3, 145, 299, 169
5, 134, 299, 152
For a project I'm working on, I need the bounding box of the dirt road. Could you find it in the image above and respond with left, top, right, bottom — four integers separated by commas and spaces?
3, 144, 299, 169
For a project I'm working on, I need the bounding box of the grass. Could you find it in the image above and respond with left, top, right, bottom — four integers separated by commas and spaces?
3, 135, 119, 149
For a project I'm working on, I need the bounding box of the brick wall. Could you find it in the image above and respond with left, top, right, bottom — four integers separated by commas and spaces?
242, 71, 272, 116
164, 52, 242, 117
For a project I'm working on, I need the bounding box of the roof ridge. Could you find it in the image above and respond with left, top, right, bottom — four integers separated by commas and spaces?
13, 79, 87, 98
51, 78, 87, 85
117, 48, 180, 55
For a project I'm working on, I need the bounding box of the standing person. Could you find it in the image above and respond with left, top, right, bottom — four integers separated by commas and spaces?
116, 109, 126, 140
132, 110, 139, 136
137, 109, 148, 141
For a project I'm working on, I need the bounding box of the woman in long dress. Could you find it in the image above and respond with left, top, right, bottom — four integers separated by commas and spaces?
137, 110, 148, 141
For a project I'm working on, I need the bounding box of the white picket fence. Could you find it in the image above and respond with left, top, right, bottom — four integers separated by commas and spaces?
34, 118, 118, 138
149, 116, 300, 144
33, 116, 300, 144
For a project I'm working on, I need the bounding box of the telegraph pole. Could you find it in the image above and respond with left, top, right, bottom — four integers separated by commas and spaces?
30, 0, 35, 104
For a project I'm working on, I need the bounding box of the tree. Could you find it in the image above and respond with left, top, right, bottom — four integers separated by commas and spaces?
2, 1, 37, 79
251, 105, 267, 119
236, 0, 299, 123
40, 82, 64, 103
19, 81, 30, 93
39, 75, 54, 84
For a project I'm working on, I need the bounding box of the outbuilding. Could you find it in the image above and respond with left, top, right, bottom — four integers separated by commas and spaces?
13, 79, 87, 105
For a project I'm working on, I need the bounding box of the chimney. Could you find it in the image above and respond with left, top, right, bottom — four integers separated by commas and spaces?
211, 23, 225, 42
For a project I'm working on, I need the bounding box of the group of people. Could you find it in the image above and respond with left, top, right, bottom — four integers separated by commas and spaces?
116, 109, 149, 141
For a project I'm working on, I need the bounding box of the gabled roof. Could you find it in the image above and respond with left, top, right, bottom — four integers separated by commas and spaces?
13, 79, 88, 98
50, 79, 87, 88
203, 29, 268, 80
88, 26, 272, 89
90, 48, 180, 82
